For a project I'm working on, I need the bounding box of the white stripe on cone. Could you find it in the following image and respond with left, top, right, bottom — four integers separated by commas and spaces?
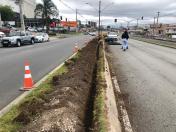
25, 66, 30, 70
25, 74, 32, 78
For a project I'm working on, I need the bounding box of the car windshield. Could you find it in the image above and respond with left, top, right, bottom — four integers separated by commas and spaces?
9, 32, 21, 37
108, 32, 117, 35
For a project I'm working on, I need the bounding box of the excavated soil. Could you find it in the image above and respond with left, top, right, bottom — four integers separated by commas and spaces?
17, 38, 99, 132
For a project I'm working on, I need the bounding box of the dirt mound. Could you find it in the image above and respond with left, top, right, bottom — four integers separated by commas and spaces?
17, 38, 98, 132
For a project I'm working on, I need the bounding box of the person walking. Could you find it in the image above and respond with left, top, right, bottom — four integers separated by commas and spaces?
121, 29, 129, 51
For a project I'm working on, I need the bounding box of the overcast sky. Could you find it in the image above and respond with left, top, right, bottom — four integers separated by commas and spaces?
37, 0, 176, 26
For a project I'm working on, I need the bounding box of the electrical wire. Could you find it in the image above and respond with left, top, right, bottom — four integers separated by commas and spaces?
59, 0, 86, 20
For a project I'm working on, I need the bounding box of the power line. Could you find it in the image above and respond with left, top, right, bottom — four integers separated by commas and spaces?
59, 0, 86, 20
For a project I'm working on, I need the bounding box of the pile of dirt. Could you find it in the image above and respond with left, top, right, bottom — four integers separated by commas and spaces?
17, 38, 99, 132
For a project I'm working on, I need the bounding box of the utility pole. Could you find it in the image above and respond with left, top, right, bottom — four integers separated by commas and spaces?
86, 19, 88, 32
127, 22, 130, 29
157, 11, 160, 25
0, 12, 2, 28
19, 0, 25, 31
76, 8, 78, 32
156, 11, 160, 35
153, 17, 156, 35
98, 0, 101, 37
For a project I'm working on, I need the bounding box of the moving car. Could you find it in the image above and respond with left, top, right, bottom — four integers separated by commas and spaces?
1, 31, 35, 47
34, 33, 49, 43
105, 32, 120, 45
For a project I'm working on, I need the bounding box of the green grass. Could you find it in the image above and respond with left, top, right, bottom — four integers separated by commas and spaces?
65, 51, 81, 66
0, 65, 68, 132
93, 43, 108, 132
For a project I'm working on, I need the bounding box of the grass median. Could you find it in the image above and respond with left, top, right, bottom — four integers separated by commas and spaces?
93, 42, 108, 132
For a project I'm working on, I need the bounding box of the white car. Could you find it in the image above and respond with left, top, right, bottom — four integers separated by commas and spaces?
105, 32, 120, 44
0, 32, 5, 41
34, 33, 49, 43
27, 27, 37, 32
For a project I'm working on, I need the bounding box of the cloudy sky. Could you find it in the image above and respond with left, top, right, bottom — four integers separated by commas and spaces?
37, 0, 176, 26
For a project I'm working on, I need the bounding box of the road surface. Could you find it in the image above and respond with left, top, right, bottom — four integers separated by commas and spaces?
110, 39, 176, 132
0, 35, 93, 110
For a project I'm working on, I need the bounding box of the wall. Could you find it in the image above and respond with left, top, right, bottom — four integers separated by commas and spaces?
0, 0, 36, 18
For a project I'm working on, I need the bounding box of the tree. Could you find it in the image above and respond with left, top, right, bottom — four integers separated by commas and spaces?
35, 0, 58, 32
0, 5, 14, 21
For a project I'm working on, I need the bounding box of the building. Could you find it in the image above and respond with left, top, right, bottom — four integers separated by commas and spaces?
165, 24, 176, 34
149, 24, 176, 35
0, 0, 36, 18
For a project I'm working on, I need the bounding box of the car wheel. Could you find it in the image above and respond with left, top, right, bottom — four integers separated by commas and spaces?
31, 39, 35, 44
16, 40, 21, 47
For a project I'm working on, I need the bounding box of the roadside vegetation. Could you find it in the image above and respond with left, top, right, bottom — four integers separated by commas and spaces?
92, 42, 108, 132
35, 0, 58, 33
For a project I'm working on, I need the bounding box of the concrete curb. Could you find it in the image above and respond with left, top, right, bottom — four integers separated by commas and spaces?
103, 41, 133, 132
102, 41, 122, 132
0, 52, 77, 118
112, 76, 133, 132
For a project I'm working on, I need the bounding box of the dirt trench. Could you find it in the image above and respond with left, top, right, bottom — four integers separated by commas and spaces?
16, 38, 100, 132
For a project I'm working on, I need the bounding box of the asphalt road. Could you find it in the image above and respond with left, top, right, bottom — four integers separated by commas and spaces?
110, 39, 176, 132
0, 35, 93, 110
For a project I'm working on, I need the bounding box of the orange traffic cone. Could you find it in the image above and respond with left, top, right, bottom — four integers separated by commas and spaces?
73, 44, 79, 53
20, 61, 33, 91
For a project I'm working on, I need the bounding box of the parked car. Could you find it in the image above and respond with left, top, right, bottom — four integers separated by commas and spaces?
0, 32, 6, 42
88, 32, 96, 36
105, 32, 120, 45
34, 33, 49, 43
1, 31, 35, 47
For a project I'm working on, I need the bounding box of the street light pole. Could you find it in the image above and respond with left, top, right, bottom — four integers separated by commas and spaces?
153, 17, 156, 35
0, 12, 2, 28
76, 8, 78, 32
19, 0, 25, 31
157, 11, 160, 25
98, 0, 101, 37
